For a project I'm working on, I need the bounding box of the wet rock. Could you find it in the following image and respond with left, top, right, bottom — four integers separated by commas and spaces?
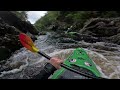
31, 35, 37, 41
0, 46, 11, 60
0, 11, 39, 61
0, 34, 22, 53
0, 11, 39, 35
38, 32, 47, 35
65, 32, 103, 43
108, 33, 120, 45
0, 19, 22, 61
79, 18, 120, 44
92, 44, 118, 51
23, 21, 39, 35
22, 65, 44, 79
80, 18, 119, 36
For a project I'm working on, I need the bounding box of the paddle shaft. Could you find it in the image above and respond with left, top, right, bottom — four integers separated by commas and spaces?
19, 33, 106, 79
38, 51, 51, 60
38, 51, 106, 79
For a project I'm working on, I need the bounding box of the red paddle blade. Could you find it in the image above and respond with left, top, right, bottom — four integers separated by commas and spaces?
19, 33, 39, 53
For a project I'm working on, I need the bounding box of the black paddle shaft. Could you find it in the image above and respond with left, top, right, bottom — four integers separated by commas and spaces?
38, 51, 106, 79
38, 51, 51, 60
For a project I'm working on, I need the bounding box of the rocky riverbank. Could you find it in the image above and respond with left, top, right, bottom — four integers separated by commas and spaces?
49, 17, 120, 45
0, 11, 39, 61
1, 11, 120, 79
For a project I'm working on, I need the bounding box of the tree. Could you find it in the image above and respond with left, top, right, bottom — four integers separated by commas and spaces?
35, 11, 60, 30
34, 11, 120, 32
11, 11, 28, 21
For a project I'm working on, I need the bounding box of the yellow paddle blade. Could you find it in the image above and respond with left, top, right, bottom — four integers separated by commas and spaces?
32, 46, 39, 52
19, 33, 39, 53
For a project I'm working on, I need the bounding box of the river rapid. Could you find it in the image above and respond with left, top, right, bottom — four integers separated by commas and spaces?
0, 32, 120, 79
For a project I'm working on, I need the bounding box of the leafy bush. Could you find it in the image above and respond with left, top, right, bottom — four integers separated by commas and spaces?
34, 11, 120, 32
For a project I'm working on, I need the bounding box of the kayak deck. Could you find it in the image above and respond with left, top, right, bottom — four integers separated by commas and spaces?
51, 48, 101, 79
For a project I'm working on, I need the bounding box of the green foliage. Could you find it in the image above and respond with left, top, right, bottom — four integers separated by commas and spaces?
34, 11, 120, 32
64, 11, 96, 27
35, 11, 60, 31
12, 11, 28, 21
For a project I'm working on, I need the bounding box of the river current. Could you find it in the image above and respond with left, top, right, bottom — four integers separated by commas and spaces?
0, 32, 120, 79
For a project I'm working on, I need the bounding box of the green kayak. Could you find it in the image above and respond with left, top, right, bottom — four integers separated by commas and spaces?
50, 48, 102, 79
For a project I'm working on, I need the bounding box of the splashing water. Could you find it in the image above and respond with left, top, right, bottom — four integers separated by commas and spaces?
0, 33, 120, 79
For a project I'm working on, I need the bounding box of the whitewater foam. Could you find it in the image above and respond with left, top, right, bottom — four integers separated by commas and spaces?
0, 57, 29, 77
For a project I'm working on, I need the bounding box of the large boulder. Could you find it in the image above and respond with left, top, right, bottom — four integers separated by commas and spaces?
79, 18, 120, 44
0, 18, 22, 61
79, 18, 120, 36
0, 11, 39, 35
0, 46, 11, 60
0, 11, 39, 61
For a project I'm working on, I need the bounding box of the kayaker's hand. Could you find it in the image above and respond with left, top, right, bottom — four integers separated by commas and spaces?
49, 57, 63, 69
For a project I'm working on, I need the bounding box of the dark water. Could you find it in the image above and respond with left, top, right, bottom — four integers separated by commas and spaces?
0, 32, 120, 79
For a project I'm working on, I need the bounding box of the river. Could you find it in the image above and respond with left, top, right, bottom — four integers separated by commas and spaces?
0, 32, 120, 79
